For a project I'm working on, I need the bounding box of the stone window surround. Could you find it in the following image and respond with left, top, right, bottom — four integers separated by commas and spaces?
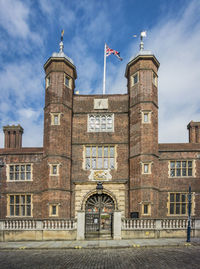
64, 73, 72, 89
131, 71, 139, 86
6, 163, 33, 182
49, 203, 59, 217
50, 112, 62, 126
168, 160, 196, 178
48, 163, 61, 176
141, 162, 152, 175
83, 145, 118, 171
46, 75, 50, 88
7, 194, 33, 217
141, 110, 152, 124
141, 202, 151, 216
167, 192, 195, 216
87, 113, 114, 132
152, 71, 158, 87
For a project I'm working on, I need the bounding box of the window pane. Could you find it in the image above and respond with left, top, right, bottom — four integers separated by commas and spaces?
86, 158, 90, 170
16, 195, 20, 204
176, 169, 181, 176
110, 147, 114, 157
170, 194, 174, 202
21, 165, 25, 171
176, 194, 180, 202
15, 205, 19, 216
104, 147, 108, 157
110, 158, 115, 169
65, 76, 69, 86
10, 205, 14, 216
98, 147, 102, 157
27, 195, 31, 204
92, 147, 96, 157
10, 173, 14, 180
10, 165, 14, 172
170, 162, 175, 168
170, 204, 174, 214
144, 164, 149, 173
170, 169, 175, 177
188, 169, 192, 176
144, 113, 148, 122
176, 203, 180, 214
26, 165, 31, 171
26, 205, 31, 216
21, 195, 25, 204
21, 172, 25, 180
182, 161, 186, 167
86, 147, 90, 157
144, 204, 148, 214
176, 161, 181, 168
188, 161, 192, 167
182, 194, 186, 202
97, 158, 103, 169
182, 169, 186, 176
26, 172, 31, 180
134, 73, 138, 84
92, 158, 96, 169
52, 206, 57, 215
10, 196, 14, 204
21, 205, 25, 216
54, 115, 58, 125
104, 158, 108, 169
182, 204, 186, 214
15, 165, 19, 171
52, 165, 57, 174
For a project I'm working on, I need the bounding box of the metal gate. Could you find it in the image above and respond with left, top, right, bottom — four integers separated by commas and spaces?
85, 193, 114, 238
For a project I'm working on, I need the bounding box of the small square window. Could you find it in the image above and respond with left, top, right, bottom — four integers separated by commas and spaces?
46, 76, 50, 88
142, 162, 152, 174
51, 113, 61, 125
144, 204, 148, 214
49, 204, 58, 216
142, 111, 151, 124
132, 73, 138, 85
50, 164, 59, 176
144, 164, 149, 173
65, 76, 70, 87
153, 73, 157, 87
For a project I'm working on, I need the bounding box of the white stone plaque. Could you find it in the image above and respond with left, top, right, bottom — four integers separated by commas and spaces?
94, 99, 108, 110
89, 169, 112, 181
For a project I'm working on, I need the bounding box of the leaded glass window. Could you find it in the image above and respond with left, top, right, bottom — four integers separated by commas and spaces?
9, 164, 32, 181
85, 145, 116, 170
170, 161, 193, 177
88, 114, 114, 132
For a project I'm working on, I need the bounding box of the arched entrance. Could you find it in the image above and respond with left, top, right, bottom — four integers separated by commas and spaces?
85, 193, 115, 239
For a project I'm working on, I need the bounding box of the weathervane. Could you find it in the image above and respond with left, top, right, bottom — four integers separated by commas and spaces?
133, 30, 147, 51
59, 29, 64, 52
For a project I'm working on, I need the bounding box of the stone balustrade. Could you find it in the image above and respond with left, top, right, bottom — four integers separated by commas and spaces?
0, 219, 76, 231
122, 218, 196, 230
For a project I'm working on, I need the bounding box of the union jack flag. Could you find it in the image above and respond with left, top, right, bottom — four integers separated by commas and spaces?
106, 44, 123, 61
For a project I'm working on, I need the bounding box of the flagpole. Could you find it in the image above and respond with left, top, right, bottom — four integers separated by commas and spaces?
103, 43, 106, 95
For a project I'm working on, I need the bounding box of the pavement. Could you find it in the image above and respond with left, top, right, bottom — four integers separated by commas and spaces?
0, 237, 200, 250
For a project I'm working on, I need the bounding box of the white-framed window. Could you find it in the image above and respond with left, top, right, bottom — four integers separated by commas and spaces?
64, 74, 71, 88
152, 72, 157, 87
46, 76, 50, 88
131, 72, 139, 86
50, 113, 61, 125
49, 204, 59, 217
142, 203, 151, 216
141, 110, 151, 124
88, 114, 114, 132
7, 164, 32, 181
142, 162, 152, 174
168, 192, 194, 216
84, 145, 116, 170
169, 160, 194, 177
49, 164, 59, 176
8, 194, 32, 217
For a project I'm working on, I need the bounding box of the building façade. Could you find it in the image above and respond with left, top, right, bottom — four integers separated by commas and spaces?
0, 40, 200, 238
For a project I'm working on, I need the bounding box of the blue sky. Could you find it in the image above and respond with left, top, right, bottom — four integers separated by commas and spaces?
0, 0, 200, 147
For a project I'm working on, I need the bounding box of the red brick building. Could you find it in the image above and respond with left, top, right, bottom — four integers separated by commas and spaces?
0, 40, 200, 238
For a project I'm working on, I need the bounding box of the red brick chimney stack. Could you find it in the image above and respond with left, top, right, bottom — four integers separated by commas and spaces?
3, 125, 24, 149
187, 121, 200, 143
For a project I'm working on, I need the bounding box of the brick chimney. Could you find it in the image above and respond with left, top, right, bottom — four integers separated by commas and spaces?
187, 121, 200, 143
3, 125, 24, 148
